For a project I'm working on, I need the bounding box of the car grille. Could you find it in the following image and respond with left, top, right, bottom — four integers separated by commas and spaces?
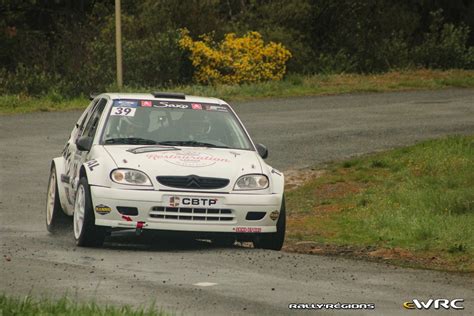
156, 175, 230, 190
149, 206, 235, 222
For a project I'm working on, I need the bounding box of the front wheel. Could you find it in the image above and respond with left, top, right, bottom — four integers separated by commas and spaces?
46, 165, 70, 233
253, 196, 286, 250
73, 177, 106, 247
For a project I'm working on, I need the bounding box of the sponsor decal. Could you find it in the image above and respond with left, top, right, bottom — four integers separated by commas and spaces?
86, 159, 99, 171
191, 103, 202, 110
111, 106, 136, 117
95, 204, 111, 215
208, 105, 228, 112
169, 197, 218, 207
169, 196, 180, 207
269, 210, 280, 221
403, 299, 464, 310
141, 100, 152, 107
114, 100, 138, 107
182, 197, 217, 206
146, 151, 230, 167
234, 227, 262, 233
60, 174, 70, 184
154, 101, 189, 109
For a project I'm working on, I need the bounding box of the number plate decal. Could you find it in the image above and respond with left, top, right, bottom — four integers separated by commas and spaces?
111, 107, 136, 117
166, 196, 220, 207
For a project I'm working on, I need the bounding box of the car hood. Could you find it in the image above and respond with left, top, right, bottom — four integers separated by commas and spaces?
103, 145, 263, 191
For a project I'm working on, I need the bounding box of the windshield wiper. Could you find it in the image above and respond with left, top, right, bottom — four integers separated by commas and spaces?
157, 140, 229, 148
127, 145, 181, 154
104, 137, 157, 145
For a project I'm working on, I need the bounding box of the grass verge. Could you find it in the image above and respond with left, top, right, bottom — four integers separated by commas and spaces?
1, 69, 473, 114
0, 294, 166, 316
285, 135, 474, 272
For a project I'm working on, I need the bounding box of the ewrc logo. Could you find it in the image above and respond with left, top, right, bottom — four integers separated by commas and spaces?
403, 299, 464, 310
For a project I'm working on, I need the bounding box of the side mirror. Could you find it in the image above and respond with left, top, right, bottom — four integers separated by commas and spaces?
76, 136, 93, 152
256, 143, 268, 159
89, 92, 100, 101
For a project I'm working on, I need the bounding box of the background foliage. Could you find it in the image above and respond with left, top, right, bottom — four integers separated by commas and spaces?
0, 0, 473, 96
179, 29, 291, 84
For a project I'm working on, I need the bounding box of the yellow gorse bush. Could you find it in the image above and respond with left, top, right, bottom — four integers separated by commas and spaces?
179, 29, 292, 85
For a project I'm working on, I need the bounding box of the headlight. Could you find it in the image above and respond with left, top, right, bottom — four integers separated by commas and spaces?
234, 174, 269, 190
110, 169, 152, 186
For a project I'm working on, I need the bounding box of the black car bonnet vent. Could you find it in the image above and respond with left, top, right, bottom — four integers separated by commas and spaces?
152, 92, 186, 99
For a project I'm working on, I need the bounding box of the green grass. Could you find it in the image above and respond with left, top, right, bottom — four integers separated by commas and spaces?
1, 69, 474, 114
0, 295, 166, 316
286, 135, 474, 272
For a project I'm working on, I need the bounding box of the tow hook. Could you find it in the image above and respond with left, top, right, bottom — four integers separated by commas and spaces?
135, 221, 145, 236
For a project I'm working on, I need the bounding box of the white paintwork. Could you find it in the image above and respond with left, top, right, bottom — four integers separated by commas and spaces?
50, 93, 284, 235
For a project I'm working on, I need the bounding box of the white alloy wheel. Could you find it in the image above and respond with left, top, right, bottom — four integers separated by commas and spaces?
46, 171, 56, 226
73, 184, 86, 239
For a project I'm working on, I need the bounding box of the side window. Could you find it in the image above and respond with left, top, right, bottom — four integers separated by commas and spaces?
78, 99, 99, 131
82, 98, 108, 138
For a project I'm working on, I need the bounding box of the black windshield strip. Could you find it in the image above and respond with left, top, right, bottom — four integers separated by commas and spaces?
157, 141, 230, 148
112, 99, 229, 112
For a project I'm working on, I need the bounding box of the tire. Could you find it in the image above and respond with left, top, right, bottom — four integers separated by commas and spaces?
73, 177, 106, 247
253, 196, 286, 251
46, 165, 70, 233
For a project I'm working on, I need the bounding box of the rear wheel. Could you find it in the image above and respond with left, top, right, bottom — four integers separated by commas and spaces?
46, 165, 70, 233
74, 177, 106, 247
253, 196, 286, 251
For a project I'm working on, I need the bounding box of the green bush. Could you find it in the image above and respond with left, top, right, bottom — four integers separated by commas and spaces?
312, 50, 357, 74
84, 16, 192, 92
0, 64, 64, 95
414, 10, 473, 69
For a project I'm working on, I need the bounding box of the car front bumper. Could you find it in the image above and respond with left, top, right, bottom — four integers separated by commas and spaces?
90, 186, 282, 233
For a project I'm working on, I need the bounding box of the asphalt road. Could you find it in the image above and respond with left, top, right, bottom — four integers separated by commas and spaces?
0, 89, 473, 315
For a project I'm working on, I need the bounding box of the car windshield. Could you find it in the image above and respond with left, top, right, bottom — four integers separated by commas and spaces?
100, 99, 253, 150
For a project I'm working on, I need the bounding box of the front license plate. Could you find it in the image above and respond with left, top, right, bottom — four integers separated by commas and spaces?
234, 227, 262, 233
165, 195, 221, 208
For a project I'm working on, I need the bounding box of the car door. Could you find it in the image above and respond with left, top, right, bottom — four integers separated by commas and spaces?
61, 99, 99, 206
67, 98, 108, 203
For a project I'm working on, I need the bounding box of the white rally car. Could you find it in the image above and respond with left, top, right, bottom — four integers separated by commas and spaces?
46, 92, 285, 249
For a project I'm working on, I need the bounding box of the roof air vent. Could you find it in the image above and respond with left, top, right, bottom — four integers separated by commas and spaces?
151, 92, 186, 100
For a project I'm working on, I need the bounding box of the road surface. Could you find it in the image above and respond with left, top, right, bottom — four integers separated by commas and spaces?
0, 89, 473, 315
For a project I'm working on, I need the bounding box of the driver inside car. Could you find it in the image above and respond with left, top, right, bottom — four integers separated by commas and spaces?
178, 110, 212, 141
105, 110, 150, 140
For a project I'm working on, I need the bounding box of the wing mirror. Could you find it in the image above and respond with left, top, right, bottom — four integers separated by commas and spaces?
256, 143, 268, 159
76, 136, 93, 152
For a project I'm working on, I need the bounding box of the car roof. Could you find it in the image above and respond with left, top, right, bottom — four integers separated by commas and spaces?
99, 93, 227, 105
